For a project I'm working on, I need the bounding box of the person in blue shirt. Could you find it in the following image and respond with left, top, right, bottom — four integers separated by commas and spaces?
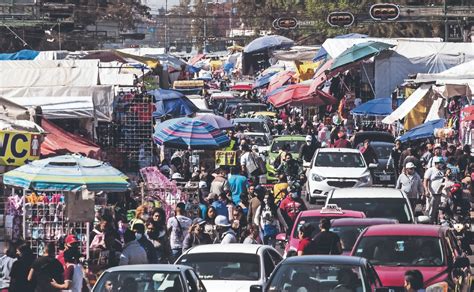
212, 193, 230, 219
228, 166, 249, 205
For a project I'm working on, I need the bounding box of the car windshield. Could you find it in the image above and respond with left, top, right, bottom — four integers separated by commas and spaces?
330, 225, 369, 252
292, 216, 346, 239
246, 135, 269, 146
177, 253, 260, 281
271, 140, 305, 153
314, 152, 366, 168
267, 264, 367, 292
94, 271, 183, 292
239, 104, 267, 113
354, 236, 444, 267
328, 198, 412, 223
372, 144, 392, 160
235, 122, 266, 133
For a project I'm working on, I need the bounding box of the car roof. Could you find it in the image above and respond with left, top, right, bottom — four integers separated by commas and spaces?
330, 188, 405, 199
244, 132, 266, 136
299, 209, 366, 218
238, 103, 266, 106
232, 118, 265, 123
273, 135, 306, 141
282, 255, 367, 266
184, 243, 266, 254
317, 148, 361, 153
104, 264, 190, 273
370, 141, 394, 146
331, 218, 399, 226
362, 224, 445, 237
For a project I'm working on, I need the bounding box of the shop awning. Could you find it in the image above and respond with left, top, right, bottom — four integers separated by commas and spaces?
382, 84, 431, 124
41, 119, 101, 158
10, 96, 95, 119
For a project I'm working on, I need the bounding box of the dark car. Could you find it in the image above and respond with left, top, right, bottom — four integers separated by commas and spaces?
235, 103, 268, 117
351, 224, 472, 291
250, 255, 385, 292
370, 141, 396, 185
352, 131, 395, 147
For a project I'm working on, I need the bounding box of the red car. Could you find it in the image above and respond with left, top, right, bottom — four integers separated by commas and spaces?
351, 224, 472, 291
277, 205, 365, 258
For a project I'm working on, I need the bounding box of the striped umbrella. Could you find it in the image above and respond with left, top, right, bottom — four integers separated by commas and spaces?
3, 154, 129, 192
154, 117, 230, 150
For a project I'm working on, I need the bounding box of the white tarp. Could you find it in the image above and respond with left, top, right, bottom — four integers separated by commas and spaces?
415, 60, 474, 82
425, 97, 445, 122
0, 59, 99, 88
375, 41, 474, 98
382, 84, 431, 124
272, 46, 320, 61
10, 96, 94, 120
117, 48, 166, 56
0, 85, 114, 121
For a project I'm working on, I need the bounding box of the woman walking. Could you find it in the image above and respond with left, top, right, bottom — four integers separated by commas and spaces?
254, 193, 286, 246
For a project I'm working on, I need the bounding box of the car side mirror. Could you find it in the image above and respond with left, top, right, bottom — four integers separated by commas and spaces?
368, 163, 378, 169
250, 285, 263, 292
416, 215, 431, 224
454, 257, 470, 269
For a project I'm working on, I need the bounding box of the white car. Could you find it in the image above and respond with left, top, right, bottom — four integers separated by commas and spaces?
306, 148, 373, 204
325, 187, 416, 223
243, 132, 271, 153
176, 244, 282, 292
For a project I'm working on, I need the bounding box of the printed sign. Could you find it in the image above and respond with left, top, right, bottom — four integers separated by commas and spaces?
0, 131, 42, 166
215, 151, 236, 166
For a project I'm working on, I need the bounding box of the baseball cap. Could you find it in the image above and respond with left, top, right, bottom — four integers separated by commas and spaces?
434, 144, 442, 149
215, 215, 231, 227
65, 235, 79, 245
434, 156, 444, 164
193, 218, 206, 226
305, 135, 312, 142
198, 181, 207, 188
171, 173, 184, 180
251, 144, 258, 151
405, 162, 415, 169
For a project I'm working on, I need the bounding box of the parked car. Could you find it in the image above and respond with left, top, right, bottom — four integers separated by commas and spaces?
243, 132, 270, 153
352, 131, 395, 147
325, 187, 416, 223
232, 118, 272, 142
369, 141, 396, 185
352, 224, 472, 291
235, 103, 268, 117
330, 218, 398, 255
250, 255, 385, 292
176, 244, 282, 292
265, 135, 306, 182
306, 148, 374, 204
92, 264, 206, 292
278, 205, 366, 258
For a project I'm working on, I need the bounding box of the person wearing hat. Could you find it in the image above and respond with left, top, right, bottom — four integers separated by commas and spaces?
279, 182, 307, 229
424, 156, 445, 224
299, 135, 318, 165
396, 162, 423, 211
426, 144, 445, 169
56, 235, 80, 270
182, 218, 212, 251
214, 215, 237, 244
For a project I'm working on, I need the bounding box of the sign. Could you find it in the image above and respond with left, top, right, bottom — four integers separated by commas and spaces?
0, 131, 41, 166
327, 11, 355, 27
369, 3, 400, 21
215, 151, 236, 166
273, 17, 298, 30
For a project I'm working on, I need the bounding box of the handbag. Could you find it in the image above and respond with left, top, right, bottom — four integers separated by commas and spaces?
263, 224, 278, 237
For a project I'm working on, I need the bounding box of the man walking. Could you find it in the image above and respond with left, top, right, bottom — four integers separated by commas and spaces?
167, 203, 192, 261
424, 157, 445, 224
396, 162, 423, 211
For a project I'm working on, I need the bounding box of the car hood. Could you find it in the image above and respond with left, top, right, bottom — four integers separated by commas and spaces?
201, 280, 262, 292
310, 167, 369, 178
374, 265, 448, 287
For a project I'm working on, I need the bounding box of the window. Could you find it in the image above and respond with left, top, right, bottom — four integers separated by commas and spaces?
270, 140, 305, 153
268, 249, 283, 267
94, 271, 183, 292
314, 152, 366, 168
263, 252, 275, 278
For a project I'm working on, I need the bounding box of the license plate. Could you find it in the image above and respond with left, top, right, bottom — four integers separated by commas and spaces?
379, 175, 391, 181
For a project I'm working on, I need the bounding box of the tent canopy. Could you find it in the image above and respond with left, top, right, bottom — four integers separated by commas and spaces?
398, 119, 445, 142
0, 50, 39, 61
150, 89, 199, 118
351, 98, 393, 116
244, 35, 294, 54
11, 96, 94, 119
382, 84, 432, 124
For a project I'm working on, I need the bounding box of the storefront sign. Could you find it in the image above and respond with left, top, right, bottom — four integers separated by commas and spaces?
215, 151, 236, 166
0, 131, 41, 166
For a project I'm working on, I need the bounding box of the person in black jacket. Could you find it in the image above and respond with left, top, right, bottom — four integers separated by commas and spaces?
9, 243, 35, 292
133, 223, 158, 264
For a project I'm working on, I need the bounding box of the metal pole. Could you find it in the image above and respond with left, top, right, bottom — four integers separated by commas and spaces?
58, 22, 61, 50
203, 0, 207, 53
165, 0, 168, 52
229, 0, 233, 45
444, 0, 448, 41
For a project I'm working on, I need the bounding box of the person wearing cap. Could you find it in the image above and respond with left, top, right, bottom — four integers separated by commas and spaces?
426, 144, 445, 169
182, 218, 212, 251
167, 202, 192, 261
299, 135, 318, 165
424, 156, 445, 224
57, 234, 80, 270
214, 215, 237, 244
396, 162, 423, 211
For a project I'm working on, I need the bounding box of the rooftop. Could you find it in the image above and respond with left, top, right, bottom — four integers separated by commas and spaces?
330, 188, 405, 199
363, 224, 444, 237
104, 264, 190, 273
283, 255, 367, 266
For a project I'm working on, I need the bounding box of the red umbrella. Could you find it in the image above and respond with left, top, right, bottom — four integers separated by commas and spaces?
461, 105, 474, 114
463, 114, 474, 121
267, 71, 295, 93
268, 83, 337, 108
307, 59, 334, 95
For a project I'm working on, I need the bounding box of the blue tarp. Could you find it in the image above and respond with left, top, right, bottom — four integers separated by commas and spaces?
0, 49, 39, 61
150, 89, 199, 118
313, 33, 367, 61
253, 71, 278, 89
398, 119, 445, 143
351, 98, 393, 116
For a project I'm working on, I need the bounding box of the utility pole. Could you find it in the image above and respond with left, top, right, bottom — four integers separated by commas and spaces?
203, 0, 207, 53
164, 0, 168, 52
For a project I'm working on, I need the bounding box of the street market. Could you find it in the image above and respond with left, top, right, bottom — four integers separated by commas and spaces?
0, 5, 474, 292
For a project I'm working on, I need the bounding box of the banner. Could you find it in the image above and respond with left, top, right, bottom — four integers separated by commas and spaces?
215, 151, 236, 166
0, 131, 41, 166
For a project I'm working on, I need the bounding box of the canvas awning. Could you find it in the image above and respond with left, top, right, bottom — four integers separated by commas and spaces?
382, 84, 431, 124
41, 119, 101, 158
10, 96, 94, 119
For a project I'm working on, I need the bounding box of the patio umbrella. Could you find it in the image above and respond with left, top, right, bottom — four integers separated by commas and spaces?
307, 59, 334, 95
253, 71, 278, 89
149, 89, 199, 118
351, 98, 393, 116
461, 105, 474, 114
153, 117, 230, 150
196, 114, 234, 130
3, 154, 129, 192
244, 35, 294, 54
330, 41, 394, 71
463, 114, 474, 121
267, 71, 295, 93
268, 82, 337, 108
398, 119, 445, 143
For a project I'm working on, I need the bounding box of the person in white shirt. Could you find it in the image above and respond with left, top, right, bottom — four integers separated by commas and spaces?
424, 157, 445, 224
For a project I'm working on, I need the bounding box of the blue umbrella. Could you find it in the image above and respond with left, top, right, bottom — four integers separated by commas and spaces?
3, 154, 129, 192
149, 89, 199, 118
244, 35, 294, 54
253, 71, 278, 89
398, 119, 445, 143
351, 98, 393, 116
154, 117, 230, 150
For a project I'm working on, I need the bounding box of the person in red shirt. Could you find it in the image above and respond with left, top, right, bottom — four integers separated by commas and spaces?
333, 131, 352, 148
297, 223, 316, 256
279, 182, 307, 229
56, 235, 80, 270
